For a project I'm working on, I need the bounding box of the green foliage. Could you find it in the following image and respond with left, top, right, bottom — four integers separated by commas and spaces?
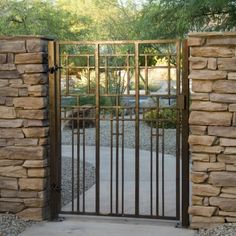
143, 107, 176, 129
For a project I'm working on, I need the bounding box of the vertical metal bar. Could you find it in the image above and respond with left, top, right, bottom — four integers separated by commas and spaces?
77, 107, 81, 212
121, 112, 125, 215
126, 54, 130, 95
155, 100, 159, 216
110, 113, 113, 214
105, 56, 109, 94
134, 42, 140, 216
95, 43, 100, 214
87, 55, 90, 93
115, 96, 119, 214
49, 41, 60, 220
161, 124, 165, 216
145, 55, 148, 95
66, 55, 69, 96
181, 39, 190, 227
71, 109, 75, 212
83, 110, 86, 213
175, 40, 181, 220
150, 121, 153, 215
167, 54, 171, 105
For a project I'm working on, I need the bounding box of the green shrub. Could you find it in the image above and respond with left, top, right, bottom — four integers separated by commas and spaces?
143, 107, 177, 129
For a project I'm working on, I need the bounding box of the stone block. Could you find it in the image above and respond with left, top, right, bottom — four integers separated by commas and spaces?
14, 138, 38, 146
192, 184, 221, 196
19, 178, 46, 190
0, 177, 18, 190
28, 168, 47, 177
16, 109, 48, 120
188, 135, 216, 146
217, 154, 236, 164
23, 73, 48, 85
23, 120, 48, 128
190, 125, 207, 135
0, 64, 16, 71
0, 119, 23, 128
22, 127, 49, 138
225, 147, 236, 154
15, 53, 47, 64
229, 104, 236, 112
192, 195, 203, 205
17, 64, 48, 74
218, 58, 236, 71
192, 80, 213, 93
207, 37, 236, 45
0, 128, 24, 138
18, 88, 28, 97
188, 206, 217, 217
208, 58, 217, 70
191, 46, 234, 57
7, 53, 14, 63
188, 37, 205, 46
191, 172, 208, 183
0, 71, 20, 79
0, 54, 7, 63
24, 198, 45, 208
0, 40, 26, 53
0, 166, 27, 177
219, 211, 236, 217
17, 208, 45, 221
26, 39, 48, 53
210, 93, 236, 103
23, 160, 48, 168
233, 113, 236, 126
0, 146, 46, 160
203, 197, 209, 206
220, 193, 236, 198
13, 97, 47, 109
208, 126, 236, 138
0, 79, 9, 87
5, 97, 13, 106
189, 70, 227, 80
28, 85, 47, 96
0, 201, 24, 213
189, 111, 232, 126
0, 106, 16, 118
210, 197, 236, 211
191, 93, 209, 101
190, 57, 207, 69
226, 165, 236, 171
0, 190, 38, 198
191, 153, 209, 162
209, 172, 236, 186
191, 216, 225, 229
39, 138, 49, 146
226, 217, 236, 222
0, 160, 23, 167
191, 145, 224, 154
192, 162, 225, 172
228, 73, 236, 80
222, 187, 236, 195
0, 87, 18, 97
220, 138, 236, 147
213, 80, 236, 94
190, 101, 227, 111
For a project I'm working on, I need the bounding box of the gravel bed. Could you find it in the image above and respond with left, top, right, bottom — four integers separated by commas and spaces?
61, 157, 95, 207
62, 120, 177, 156
0, 214, 33, 236
195, 223, 236, 236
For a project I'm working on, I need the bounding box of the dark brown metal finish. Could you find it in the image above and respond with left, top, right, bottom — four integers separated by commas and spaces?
49, 39, 189, 225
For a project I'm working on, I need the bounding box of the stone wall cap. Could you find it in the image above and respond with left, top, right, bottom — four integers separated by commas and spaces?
188, 31, 236, 37
0, 35, 54, 41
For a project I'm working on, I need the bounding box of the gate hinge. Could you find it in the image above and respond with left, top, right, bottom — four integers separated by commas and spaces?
51, 183, 61, 192
178, 95, 187, 110
48, 65, 62, 74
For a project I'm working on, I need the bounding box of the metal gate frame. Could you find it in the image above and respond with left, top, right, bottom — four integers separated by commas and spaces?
48, 39, 189, 226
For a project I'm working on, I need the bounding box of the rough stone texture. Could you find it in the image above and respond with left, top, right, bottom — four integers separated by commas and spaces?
189, 33, 236, 228
209, 172, 236, 186
192, 80, 213, 93
190, 101, 228, 111
189, 111, 232, 126
0, 37, 50, 221
188, 206, 217, 217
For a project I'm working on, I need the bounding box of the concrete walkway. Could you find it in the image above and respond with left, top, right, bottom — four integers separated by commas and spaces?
20, 216, 195, 236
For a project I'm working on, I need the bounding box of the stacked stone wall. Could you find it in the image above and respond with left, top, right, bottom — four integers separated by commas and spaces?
0, 37, 50, 220
188, 32, 236, 228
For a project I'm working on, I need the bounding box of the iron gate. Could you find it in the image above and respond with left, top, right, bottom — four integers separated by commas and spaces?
49, 40, 189, 226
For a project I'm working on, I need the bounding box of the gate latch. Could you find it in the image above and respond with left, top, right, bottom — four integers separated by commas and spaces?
48, 65, 62, 74
51, 183, 61, 192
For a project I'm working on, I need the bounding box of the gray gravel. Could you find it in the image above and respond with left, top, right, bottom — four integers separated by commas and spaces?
61, 157, 95, 207
195, 223, 236, 236
0, 214, 33, 236
62, 120, 177, 156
